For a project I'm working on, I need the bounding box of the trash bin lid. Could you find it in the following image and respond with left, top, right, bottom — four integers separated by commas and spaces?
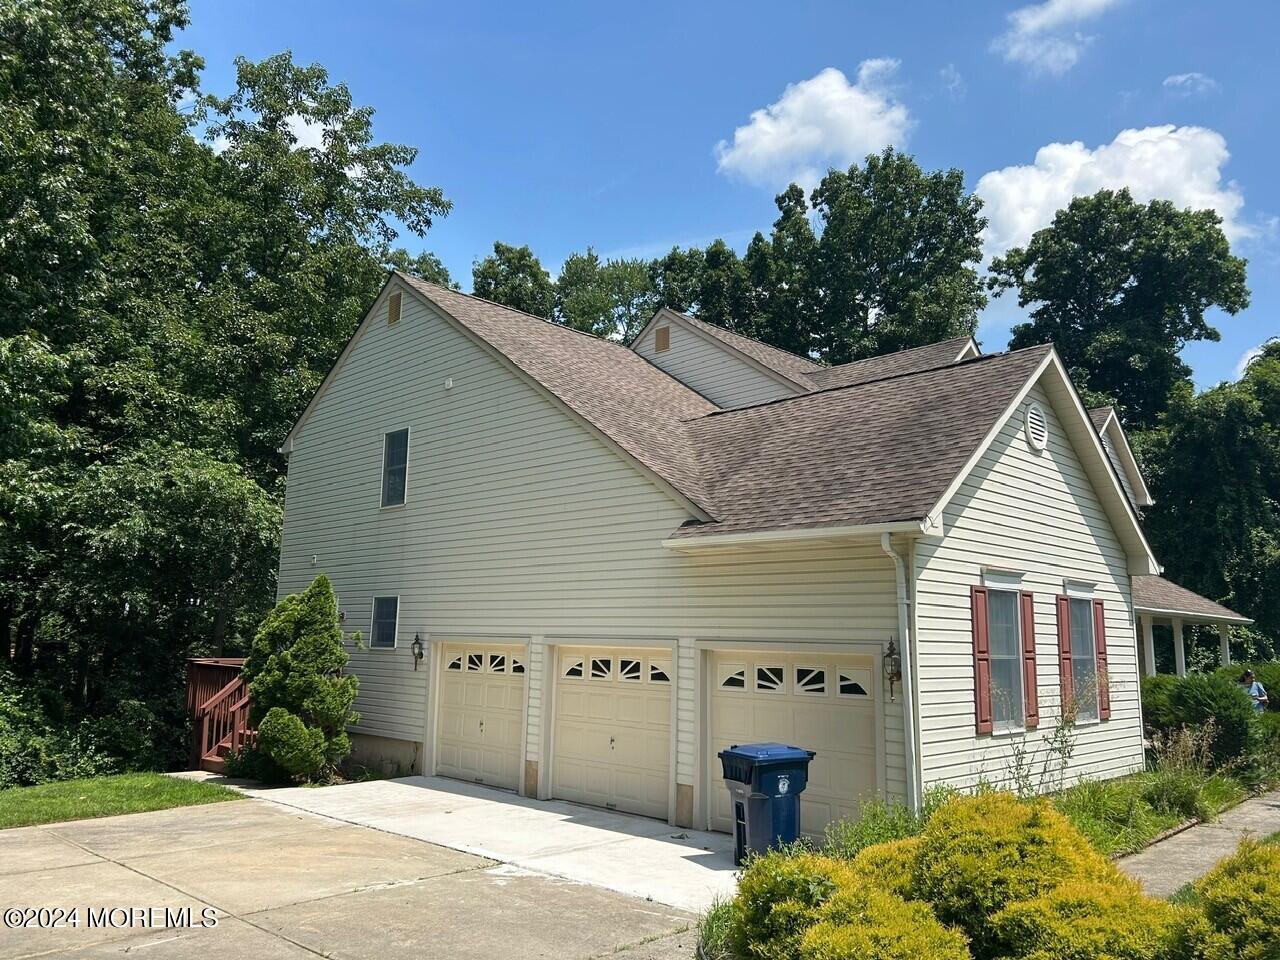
720, 742, 815, 763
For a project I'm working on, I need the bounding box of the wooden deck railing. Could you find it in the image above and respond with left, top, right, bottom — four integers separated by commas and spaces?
186, 658, 254, 772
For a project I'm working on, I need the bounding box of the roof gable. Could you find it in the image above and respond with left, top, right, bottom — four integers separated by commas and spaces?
1088, 406, 1154, 508
803, 337, 979, 390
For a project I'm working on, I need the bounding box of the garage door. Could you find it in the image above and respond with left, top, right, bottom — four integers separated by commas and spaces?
436, 645, 526, 791
552, 648, 672, 820
709, 651, 879, 835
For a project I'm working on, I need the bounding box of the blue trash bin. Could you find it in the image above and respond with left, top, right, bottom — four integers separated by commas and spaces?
718, 742, 816, 864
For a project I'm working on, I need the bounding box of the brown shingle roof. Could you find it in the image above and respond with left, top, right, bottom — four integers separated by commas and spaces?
671, 345, 1053, 539
665, 309, 823, 384
803, 337, 977, 391
1132, 576, 1252, 624
1089, 407, 1114, 433
399, 275, 718, 514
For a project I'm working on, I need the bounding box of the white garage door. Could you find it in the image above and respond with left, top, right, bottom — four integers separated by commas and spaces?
436, 645, 525, 791
709, 651, 880, 835
552, 648, 672, 820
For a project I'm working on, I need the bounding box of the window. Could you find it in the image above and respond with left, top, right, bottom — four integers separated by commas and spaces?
838, 672, 868, 697
755, 665, 784, 693
466, 652, 483, 672
510, 657, 526, 675
718, 664, 746, 689
446, 656, 463, 671
795, 667, 827, 696
590, 657, 612, 680
655, 326, 670, 352
381, 428, 409, 507
1069, 598, 1099, 721
988, 590, 1025, 731
619, 658, 641, 682
562, 657, 584, 679
488, 654, 507, 673
370, 596, 399, 648
649, 660, 671, 683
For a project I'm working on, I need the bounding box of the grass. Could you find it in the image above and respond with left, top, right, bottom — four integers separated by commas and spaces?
698, 897, 735, 960
0, 773, 240, 829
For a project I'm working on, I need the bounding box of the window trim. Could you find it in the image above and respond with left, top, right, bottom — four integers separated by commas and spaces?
987, 586, 1027, 735
380, 427, 410, 509
369, 595, 400, 650
1058, 592, 1106, 723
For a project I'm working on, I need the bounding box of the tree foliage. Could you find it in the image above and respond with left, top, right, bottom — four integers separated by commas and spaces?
992, 189, 1249, 428
472, 241, 555, 318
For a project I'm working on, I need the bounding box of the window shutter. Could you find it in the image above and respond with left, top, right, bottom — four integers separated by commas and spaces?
1056, 595, 1073, 712
972, 586, 993, 734
1093, 599, 1110, 720
1020, 592, 1039, 728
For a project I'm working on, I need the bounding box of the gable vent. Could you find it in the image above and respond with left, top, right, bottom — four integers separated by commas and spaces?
387, 291, 402, 325
655, 326, 670, 352
1025, 402, 1048, 451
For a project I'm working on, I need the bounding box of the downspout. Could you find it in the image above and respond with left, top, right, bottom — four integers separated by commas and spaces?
881, 533, 923, 813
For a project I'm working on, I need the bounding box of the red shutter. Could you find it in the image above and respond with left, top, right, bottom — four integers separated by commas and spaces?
1093, 599, 1110, 720
972, 586, 993, 734
1020, 592, 1039, 728
1056, 595, 1074, 714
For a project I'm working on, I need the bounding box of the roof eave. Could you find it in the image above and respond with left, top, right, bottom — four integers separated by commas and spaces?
1133, 604, 1253, 626
660, 517, 939, 553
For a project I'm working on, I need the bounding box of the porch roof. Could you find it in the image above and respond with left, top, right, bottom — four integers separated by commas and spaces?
1132, 575, 1253, 625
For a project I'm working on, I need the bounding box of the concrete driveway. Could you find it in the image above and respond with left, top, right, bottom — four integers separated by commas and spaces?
0, 800, 697, 960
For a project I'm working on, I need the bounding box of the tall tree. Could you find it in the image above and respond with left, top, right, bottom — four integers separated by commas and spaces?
810, 147, 987, 364
554, 249, 657, 340
991, 189, 1249, 428
649, 246, 705, 315
752, 184, 820, 357
1136, 340, 1280, 649
387, 249, 456, 288
472, 241, 555, 318
698, 239, 749, 330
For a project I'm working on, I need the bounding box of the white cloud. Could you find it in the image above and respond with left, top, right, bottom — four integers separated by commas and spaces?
976, 125, 1249, 258
209, 113, 327, 154
1163, 72, 1220, 96
1235, 344, 1264, 379
940, 64, 967, 100
992, 0, 1123, 75
714, 62, 911, 188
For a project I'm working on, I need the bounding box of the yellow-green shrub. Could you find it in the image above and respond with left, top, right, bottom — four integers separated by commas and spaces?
914, 792, 1124, 957
727, 851, 858, 960
800, 887, 970, 960
849, 837, 922, 901
991, 881, 1178, 960
1180, 840, 1280, 960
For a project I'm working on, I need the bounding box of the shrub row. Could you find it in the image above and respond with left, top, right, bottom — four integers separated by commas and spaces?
1139, 672, 1260, 769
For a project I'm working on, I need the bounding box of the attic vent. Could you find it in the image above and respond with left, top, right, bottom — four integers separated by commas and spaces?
1025, 402, 1049, 451
387, 291, 402, 325
655, 326, 670, 352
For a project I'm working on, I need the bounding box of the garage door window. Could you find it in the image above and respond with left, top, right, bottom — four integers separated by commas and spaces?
446, 656, 463, 670
838, 670, 870, 696
619, 658, 642, 681
718, 663, 746, 689
796, 667, 827, 695
590, 657, 612, 679
562, 656, 585, 678
756, 665, 785, 693
511, 657, 526, 675
649, 660, 671, 683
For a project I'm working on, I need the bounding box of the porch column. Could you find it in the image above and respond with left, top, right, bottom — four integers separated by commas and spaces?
1219, 624, 1232, 667
1141, 615, 1157, 677
1173, 618, 1187, 677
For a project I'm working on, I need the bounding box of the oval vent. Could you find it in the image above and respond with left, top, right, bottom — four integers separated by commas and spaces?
1025, 402, 1048, 451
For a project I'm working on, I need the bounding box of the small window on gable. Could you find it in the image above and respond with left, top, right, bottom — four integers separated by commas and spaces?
619, 658, 641, 682
795, 667, 827, 696
369, 596, 398, 649
562, 657, 584, 679
718, 663, 746, 689
590, 657, 612, 680
381, 428, 409, 507
466, 652, 483, 672
446, 656, 463, 671
649, 660, 671, 684
387, 291, 402, 325
655, 326, 671, 352
756, 665, 785, 693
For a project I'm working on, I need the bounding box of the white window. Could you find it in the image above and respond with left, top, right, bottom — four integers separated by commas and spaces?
988, 589, 1025, 731
381, 428, 409, 507
1069, 597, 1100, 721
370, 596, 399, 648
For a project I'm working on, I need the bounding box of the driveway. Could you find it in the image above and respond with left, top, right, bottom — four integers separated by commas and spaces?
0, 799, 697, 959
232, 775, 738, 913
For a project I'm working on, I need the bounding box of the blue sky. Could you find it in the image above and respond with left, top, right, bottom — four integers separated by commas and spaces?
184, 0, 1278, 387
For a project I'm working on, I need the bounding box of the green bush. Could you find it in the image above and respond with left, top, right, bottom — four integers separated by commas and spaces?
1051, 777, 1169, 856
0, 671, 119, 788
823, 797, 923, 860
991, 881, 1179, 960
800, 887, 970, 960
241, 575, 359, 783
1179, 840, 1280, 960
848, 838, 921, 901
1141, 674, 1182, 732
1168, 674, 1257, 768
913, 792, 1126, 958
726, 851, 857, 960
1213, 662, 1280, 712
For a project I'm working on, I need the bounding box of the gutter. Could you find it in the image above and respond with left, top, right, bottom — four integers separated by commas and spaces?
661, 517, 938, 552
881, 533, 924, 813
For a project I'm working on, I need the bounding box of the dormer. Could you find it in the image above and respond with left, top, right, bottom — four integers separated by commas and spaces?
1089, 407, 1154, 510
631, 308, 818, 408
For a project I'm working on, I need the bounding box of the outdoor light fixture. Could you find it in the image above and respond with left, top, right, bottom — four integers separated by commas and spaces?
883, 638, 902, 702
411, 633, 424, 670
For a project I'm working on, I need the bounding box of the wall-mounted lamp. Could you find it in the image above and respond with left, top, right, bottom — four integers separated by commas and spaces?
410, 633, 424, 670
883, 638, 903, 702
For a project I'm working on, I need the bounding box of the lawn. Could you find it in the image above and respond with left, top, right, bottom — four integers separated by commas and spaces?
0, 773, 239, 829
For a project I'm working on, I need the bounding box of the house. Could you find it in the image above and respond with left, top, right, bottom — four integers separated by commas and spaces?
273, 272, 1250, 834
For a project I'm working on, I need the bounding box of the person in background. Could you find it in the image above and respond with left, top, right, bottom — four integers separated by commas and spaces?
1240, 670, 1269, 713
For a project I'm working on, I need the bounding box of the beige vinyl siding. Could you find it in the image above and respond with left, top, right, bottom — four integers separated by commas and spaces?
912, 382, 1145, 791
277, 280, 907, 809
633, 320, 799, 408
